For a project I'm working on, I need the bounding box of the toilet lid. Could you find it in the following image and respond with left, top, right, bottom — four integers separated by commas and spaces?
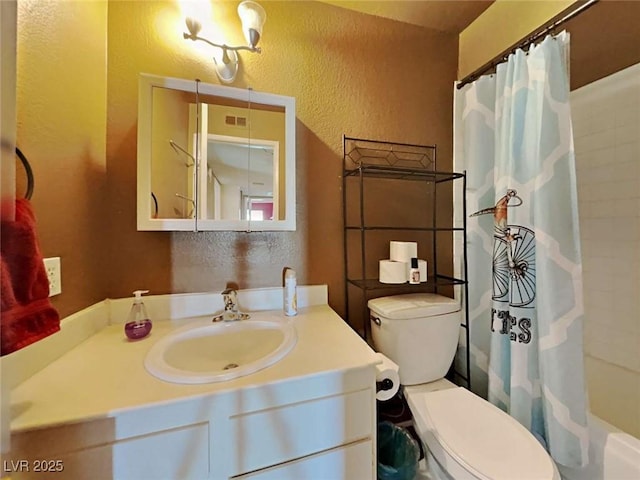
368, 293, 459, 319
406, 387, 556, 480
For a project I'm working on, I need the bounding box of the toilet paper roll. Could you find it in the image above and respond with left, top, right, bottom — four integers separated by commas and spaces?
375, 353, 400, 402
390, 241, 418, 264
379, 260, 407, 284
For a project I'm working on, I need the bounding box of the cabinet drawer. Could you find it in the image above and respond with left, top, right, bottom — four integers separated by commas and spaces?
234, 439, 373, 480
9, 423, 209, 480
229, 388, 373, 475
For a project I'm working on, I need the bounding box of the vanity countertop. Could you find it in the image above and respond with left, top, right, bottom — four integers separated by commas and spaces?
10, 304, 377, 433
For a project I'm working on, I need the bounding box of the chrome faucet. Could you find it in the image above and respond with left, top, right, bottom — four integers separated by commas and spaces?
223, 288, 238, 313
212, 288, 251, 322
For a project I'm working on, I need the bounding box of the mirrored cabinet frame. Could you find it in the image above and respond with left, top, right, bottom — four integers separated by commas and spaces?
137, 73, 296, 231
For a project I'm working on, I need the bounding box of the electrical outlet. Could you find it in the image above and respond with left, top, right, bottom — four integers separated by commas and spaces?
43, 257, 62, 297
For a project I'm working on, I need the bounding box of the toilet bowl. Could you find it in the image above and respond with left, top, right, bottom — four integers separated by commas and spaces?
369, 293, 560, 480
405, 380, 560, 480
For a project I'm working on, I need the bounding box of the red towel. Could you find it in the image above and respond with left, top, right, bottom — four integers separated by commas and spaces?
1, 198, 60, 356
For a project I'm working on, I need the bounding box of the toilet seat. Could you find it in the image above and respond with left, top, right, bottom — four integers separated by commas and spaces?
405, 386, 560, 480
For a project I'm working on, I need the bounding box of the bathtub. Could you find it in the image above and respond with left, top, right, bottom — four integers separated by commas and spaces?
557, 414, 640, 480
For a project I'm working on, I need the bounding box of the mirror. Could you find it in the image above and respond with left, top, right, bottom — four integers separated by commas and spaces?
137, 74, 296, 231
205, 135, 279, 221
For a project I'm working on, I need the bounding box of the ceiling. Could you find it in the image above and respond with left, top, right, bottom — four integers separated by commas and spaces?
319, 1, 495, 34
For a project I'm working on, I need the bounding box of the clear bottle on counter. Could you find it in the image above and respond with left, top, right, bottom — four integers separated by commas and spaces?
124, 290, 152, 340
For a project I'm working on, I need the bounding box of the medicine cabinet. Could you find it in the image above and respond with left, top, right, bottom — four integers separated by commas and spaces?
137, 74, 296, 231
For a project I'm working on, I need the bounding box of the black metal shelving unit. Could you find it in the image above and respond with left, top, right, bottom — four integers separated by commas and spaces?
342, 136, 470, 389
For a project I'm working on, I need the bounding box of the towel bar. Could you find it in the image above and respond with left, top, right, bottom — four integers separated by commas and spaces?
15, 147, 34, 200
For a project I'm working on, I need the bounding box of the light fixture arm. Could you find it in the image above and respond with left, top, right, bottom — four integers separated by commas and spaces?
182, 32, 262, 56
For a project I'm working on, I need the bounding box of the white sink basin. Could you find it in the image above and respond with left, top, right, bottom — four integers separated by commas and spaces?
144, 315, 297, 384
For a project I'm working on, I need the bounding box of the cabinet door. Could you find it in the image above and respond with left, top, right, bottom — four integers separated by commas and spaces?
9, 423, 209, 480
234, 440, 373, 480
111, 424, 209, 479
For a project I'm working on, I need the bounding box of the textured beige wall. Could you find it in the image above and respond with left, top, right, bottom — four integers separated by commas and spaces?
15, 1, 457, 322
458, 0, 640, 90
17, 0, 638, 324
16, 0, 109, 319
105, 0, 458, 322
458, 0, 576, 79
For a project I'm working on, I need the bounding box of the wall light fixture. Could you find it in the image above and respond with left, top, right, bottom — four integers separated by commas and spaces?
183, 1, 266, 84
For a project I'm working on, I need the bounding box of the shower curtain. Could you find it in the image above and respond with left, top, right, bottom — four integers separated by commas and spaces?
454, 32, 589, 467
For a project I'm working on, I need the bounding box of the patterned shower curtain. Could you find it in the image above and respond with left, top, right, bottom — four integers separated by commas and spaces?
454, 32, 589, 468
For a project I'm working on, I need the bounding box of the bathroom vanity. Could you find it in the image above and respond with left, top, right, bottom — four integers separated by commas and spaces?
7, 287, 378, 479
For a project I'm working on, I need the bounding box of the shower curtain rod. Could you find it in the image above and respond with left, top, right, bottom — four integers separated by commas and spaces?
456, 0, 599, 89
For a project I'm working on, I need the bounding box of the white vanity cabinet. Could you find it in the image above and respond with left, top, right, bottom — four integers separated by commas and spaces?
9, 368, 375, 480
8, 302, 378, 480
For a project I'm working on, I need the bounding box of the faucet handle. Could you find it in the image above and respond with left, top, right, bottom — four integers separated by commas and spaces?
222, 288, 238, 310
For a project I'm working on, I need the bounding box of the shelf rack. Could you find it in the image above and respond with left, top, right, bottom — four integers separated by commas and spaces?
342, 136, 470, 389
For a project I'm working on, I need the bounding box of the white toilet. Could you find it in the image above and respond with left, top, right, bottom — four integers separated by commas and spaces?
369, 293, 560, 480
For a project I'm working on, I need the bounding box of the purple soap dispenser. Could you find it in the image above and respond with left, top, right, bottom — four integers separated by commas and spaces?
124, 290, 152, 340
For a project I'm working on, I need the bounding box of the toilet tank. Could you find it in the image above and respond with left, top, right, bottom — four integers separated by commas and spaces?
368, 293, 461, 385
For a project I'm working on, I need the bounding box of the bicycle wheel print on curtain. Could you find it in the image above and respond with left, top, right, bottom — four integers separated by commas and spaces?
454, 31, 589, 468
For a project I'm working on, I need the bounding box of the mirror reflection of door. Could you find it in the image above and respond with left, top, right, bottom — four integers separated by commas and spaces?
204, 135, 278, 221
197, 96, 286, 221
